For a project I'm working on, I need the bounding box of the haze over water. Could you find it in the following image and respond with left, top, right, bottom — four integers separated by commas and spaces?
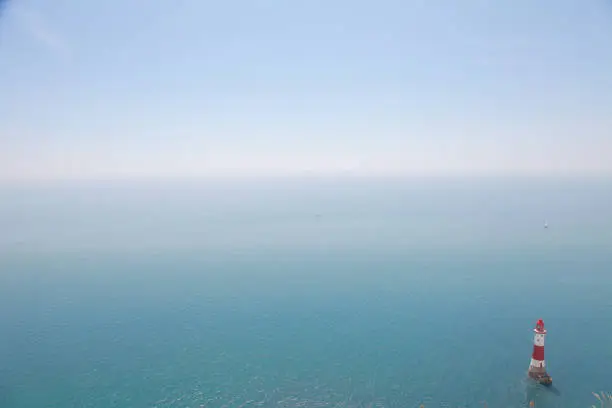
1, 176, 611, 408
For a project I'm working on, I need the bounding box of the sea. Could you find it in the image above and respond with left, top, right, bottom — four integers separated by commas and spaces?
0, 176, 611, 408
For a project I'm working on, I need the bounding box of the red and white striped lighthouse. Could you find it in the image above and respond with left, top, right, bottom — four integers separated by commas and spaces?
528, 319, 552, 385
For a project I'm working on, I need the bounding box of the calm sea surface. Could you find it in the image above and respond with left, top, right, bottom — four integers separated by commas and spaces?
1, 177, 611, 408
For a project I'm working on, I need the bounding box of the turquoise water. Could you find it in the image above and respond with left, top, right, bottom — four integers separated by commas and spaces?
1, 177, 611, 408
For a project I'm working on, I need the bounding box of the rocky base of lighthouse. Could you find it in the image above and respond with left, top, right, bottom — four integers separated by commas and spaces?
528, 371, 553, 386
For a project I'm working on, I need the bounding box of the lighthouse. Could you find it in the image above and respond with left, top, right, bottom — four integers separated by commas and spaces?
528, 319, 552, 386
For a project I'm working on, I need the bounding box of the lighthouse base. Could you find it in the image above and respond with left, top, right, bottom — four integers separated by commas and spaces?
528, 372, 553, 386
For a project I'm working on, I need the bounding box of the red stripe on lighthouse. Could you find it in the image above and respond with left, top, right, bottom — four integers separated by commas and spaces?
532, 345, 545, 361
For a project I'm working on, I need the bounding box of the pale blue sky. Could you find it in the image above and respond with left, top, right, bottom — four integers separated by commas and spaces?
0, 0, 611, 180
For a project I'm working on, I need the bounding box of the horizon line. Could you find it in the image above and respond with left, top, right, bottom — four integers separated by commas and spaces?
1, 172, 611, 187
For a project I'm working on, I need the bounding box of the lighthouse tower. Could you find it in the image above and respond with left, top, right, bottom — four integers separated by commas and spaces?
528, 319, 552, 385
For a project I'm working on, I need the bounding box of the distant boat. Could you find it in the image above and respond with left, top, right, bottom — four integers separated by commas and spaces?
544, 221, 548, 229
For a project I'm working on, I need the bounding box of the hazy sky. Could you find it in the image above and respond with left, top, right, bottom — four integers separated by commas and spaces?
0, 0, 611, 180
